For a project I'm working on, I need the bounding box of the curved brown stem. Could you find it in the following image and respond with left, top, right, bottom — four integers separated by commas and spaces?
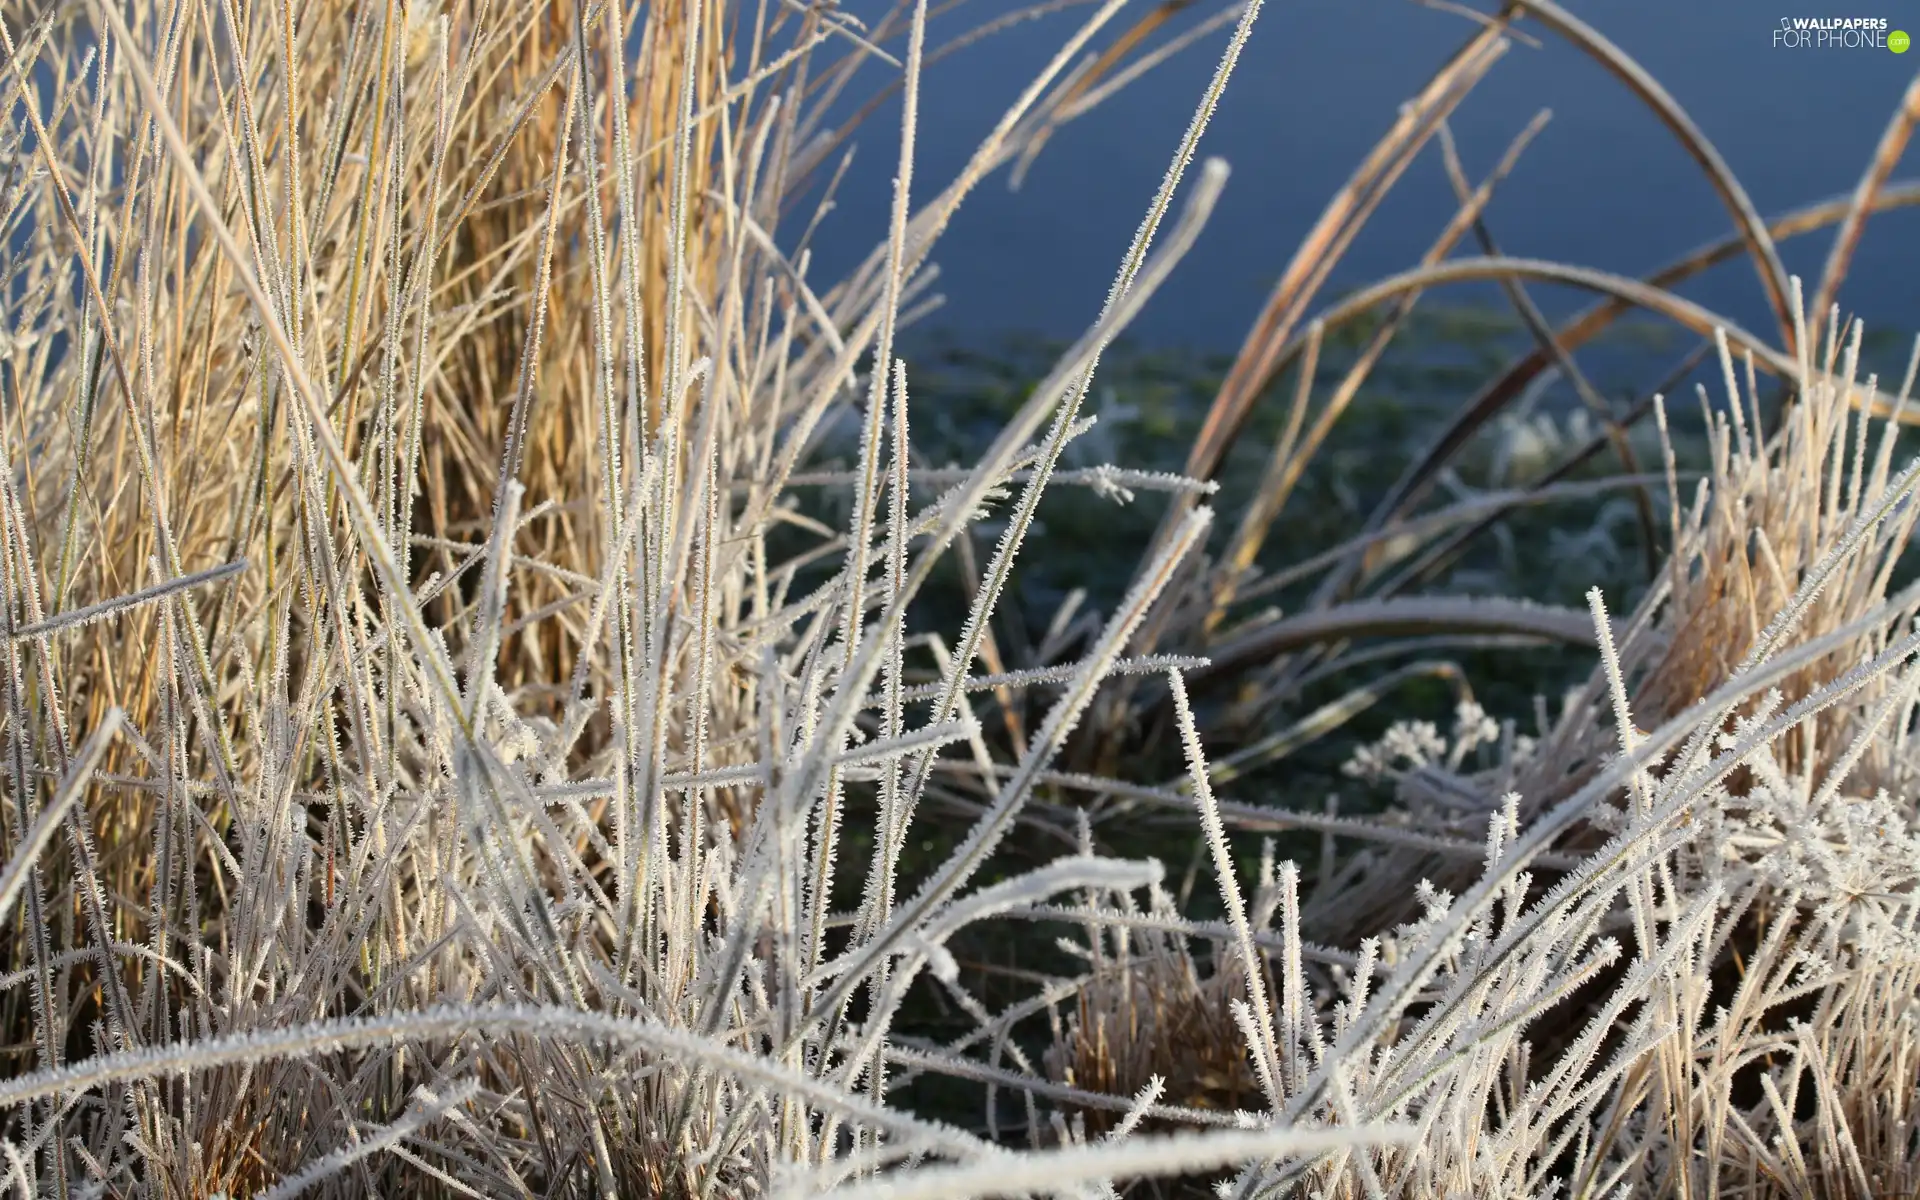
1506, 0, 1797, 355
1182, 0, 1807, 496
1809, 70, 1920, 331
1187, 595, 1642, 690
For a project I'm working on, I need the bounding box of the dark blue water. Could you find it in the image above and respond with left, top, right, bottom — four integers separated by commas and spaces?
810, 0, 1920, 355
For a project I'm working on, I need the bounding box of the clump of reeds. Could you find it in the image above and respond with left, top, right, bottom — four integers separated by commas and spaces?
5, 0, 1920, 1197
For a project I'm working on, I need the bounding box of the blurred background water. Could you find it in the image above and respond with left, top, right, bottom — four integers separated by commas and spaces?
806, 0, 1920, 356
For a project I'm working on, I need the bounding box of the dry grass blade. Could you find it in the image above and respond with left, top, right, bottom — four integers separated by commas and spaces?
7, 560, 246, 641
1180, 13, 1511, 488
8, 0, 1920, 1196
1810, 68, 1920, 325
1190, 595, 1635, 689
0, 711, 120, 930
1506, 0, 1795, 349
782, 1123, 1419, 1200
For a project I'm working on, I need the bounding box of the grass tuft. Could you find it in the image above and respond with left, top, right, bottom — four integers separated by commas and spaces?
4, 1, 1920, 1197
